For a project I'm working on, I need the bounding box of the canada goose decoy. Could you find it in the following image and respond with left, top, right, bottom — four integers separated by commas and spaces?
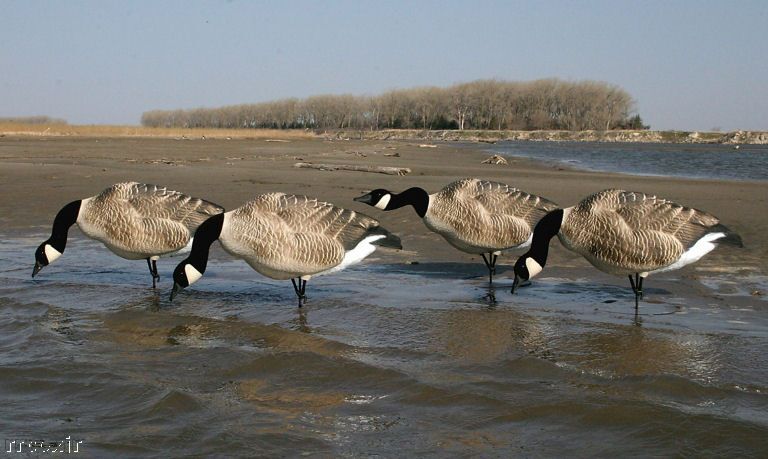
33, 182, 224, 288
170, 193, 401, 307
354, 178, 558, 283
511, 189, 743, 311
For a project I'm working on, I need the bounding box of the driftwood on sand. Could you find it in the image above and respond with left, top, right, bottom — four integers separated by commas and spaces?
481, 154, 508, 165
293, 162, 411, 176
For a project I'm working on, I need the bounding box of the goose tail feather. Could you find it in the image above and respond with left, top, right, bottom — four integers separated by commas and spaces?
369, 226, 402, 250
711, 224, 743, 248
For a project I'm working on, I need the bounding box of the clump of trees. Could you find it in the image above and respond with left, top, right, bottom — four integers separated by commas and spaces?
618, 114, 649, 130
0, 116, 67, 125
142, 79, 642, 131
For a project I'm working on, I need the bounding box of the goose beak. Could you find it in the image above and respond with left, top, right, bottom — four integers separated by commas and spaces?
354, 192, 373, 204
510, 274, 521, 294
170, 283, 184, 302
32, 262, 43, 278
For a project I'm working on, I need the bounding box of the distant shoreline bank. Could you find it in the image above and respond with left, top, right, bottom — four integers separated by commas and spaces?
332, 128, 768, 145
1, 123, 766, 145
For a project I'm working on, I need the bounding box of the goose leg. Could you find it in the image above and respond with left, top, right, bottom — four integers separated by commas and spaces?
628, 273, 641, 313
481, 253, 497, 284
291, 278, 301, 306
151, 259, 160, 288
634, 289, 640, 313
146, 258, 160, 289
291, 278, 308, 308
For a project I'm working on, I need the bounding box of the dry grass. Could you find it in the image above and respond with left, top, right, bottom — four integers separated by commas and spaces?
0, 123, 316, 140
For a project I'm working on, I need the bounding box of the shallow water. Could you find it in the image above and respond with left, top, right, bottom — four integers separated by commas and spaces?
2, 235, 767, 457
488, 141, 768, 181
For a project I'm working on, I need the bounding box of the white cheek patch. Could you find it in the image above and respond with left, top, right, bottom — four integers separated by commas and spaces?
525, 258, 543, 278
44, 244, 62, 264
374, 194, 391, 210
184, 264, 203, 285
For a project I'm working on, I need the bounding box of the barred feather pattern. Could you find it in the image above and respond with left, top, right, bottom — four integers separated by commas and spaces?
424, 178, 558, 253
76, 182, 223, 259
558, 189, 723, 274
219, 193, 383, 279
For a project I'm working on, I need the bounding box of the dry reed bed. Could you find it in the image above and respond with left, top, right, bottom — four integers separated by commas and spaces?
0, 123, 315, 140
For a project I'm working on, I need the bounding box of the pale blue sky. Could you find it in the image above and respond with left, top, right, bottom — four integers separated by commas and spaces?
2, 0, 766, 130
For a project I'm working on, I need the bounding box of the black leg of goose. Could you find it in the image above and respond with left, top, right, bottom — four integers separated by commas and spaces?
481, 253, 496, 284
634, 289, 640, 313
151, 259, 160, 288
291, 278, 302, 307
291, 278, 308, 308
146, 258, 157, 288
628, 273, 641, 313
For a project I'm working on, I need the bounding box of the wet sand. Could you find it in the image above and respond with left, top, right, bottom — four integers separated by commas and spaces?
1, 136, 767, 456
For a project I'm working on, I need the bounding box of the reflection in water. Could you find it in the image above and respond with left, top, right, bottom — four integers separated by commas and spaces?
238, 378, 346, 418
289, 308, 313, 334
146, 291, 162, 312
554, 324, 721, 382
433, 307, 549, 363
481, 285, 497, 307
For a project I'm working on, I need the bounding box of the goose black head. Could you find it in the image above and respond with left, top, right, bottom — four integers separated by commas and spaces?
355, 187, 429, 217
169, 212, 224, 301
32, 200, 81, 278
511, 208, 563, 294
170, 260, 204, 301
510, 255, 543, 294
354, 189, 392, 210
33, 241, 63, 277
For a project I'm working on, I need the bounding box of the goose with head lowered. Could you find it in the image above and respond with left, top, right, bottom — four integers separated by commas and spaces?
354, 178, 558, 283
170, 193, 401, 306
33, 182, 224, 288
511, 189, 743, 311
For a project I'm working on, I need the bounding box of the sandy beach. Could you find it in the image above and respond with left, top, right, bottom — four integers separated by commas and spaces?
1, 136, 767, 456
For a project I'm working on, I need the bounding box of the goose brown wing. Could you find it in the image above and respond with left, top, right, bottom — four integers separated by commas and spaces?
105, 182, 224, 232
610, 190, 721, 249
435, 179, 558, 247
227, 193, 385, 272
82, 182, 222, 254
232, 193, 381, 248
470, 180, 559, 226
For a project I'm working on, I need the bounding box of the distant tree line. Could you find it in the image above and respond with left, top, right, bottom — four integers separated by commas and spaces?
0, 116, 67, 125
142, 79, 644, 131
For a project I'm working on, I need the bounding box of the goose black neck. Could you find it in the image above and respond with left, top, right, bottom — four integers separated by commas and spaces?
391, 187, 429, 218
48, 200, 81, 252
526, 208, 564, 267
187, 213, 225, 273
